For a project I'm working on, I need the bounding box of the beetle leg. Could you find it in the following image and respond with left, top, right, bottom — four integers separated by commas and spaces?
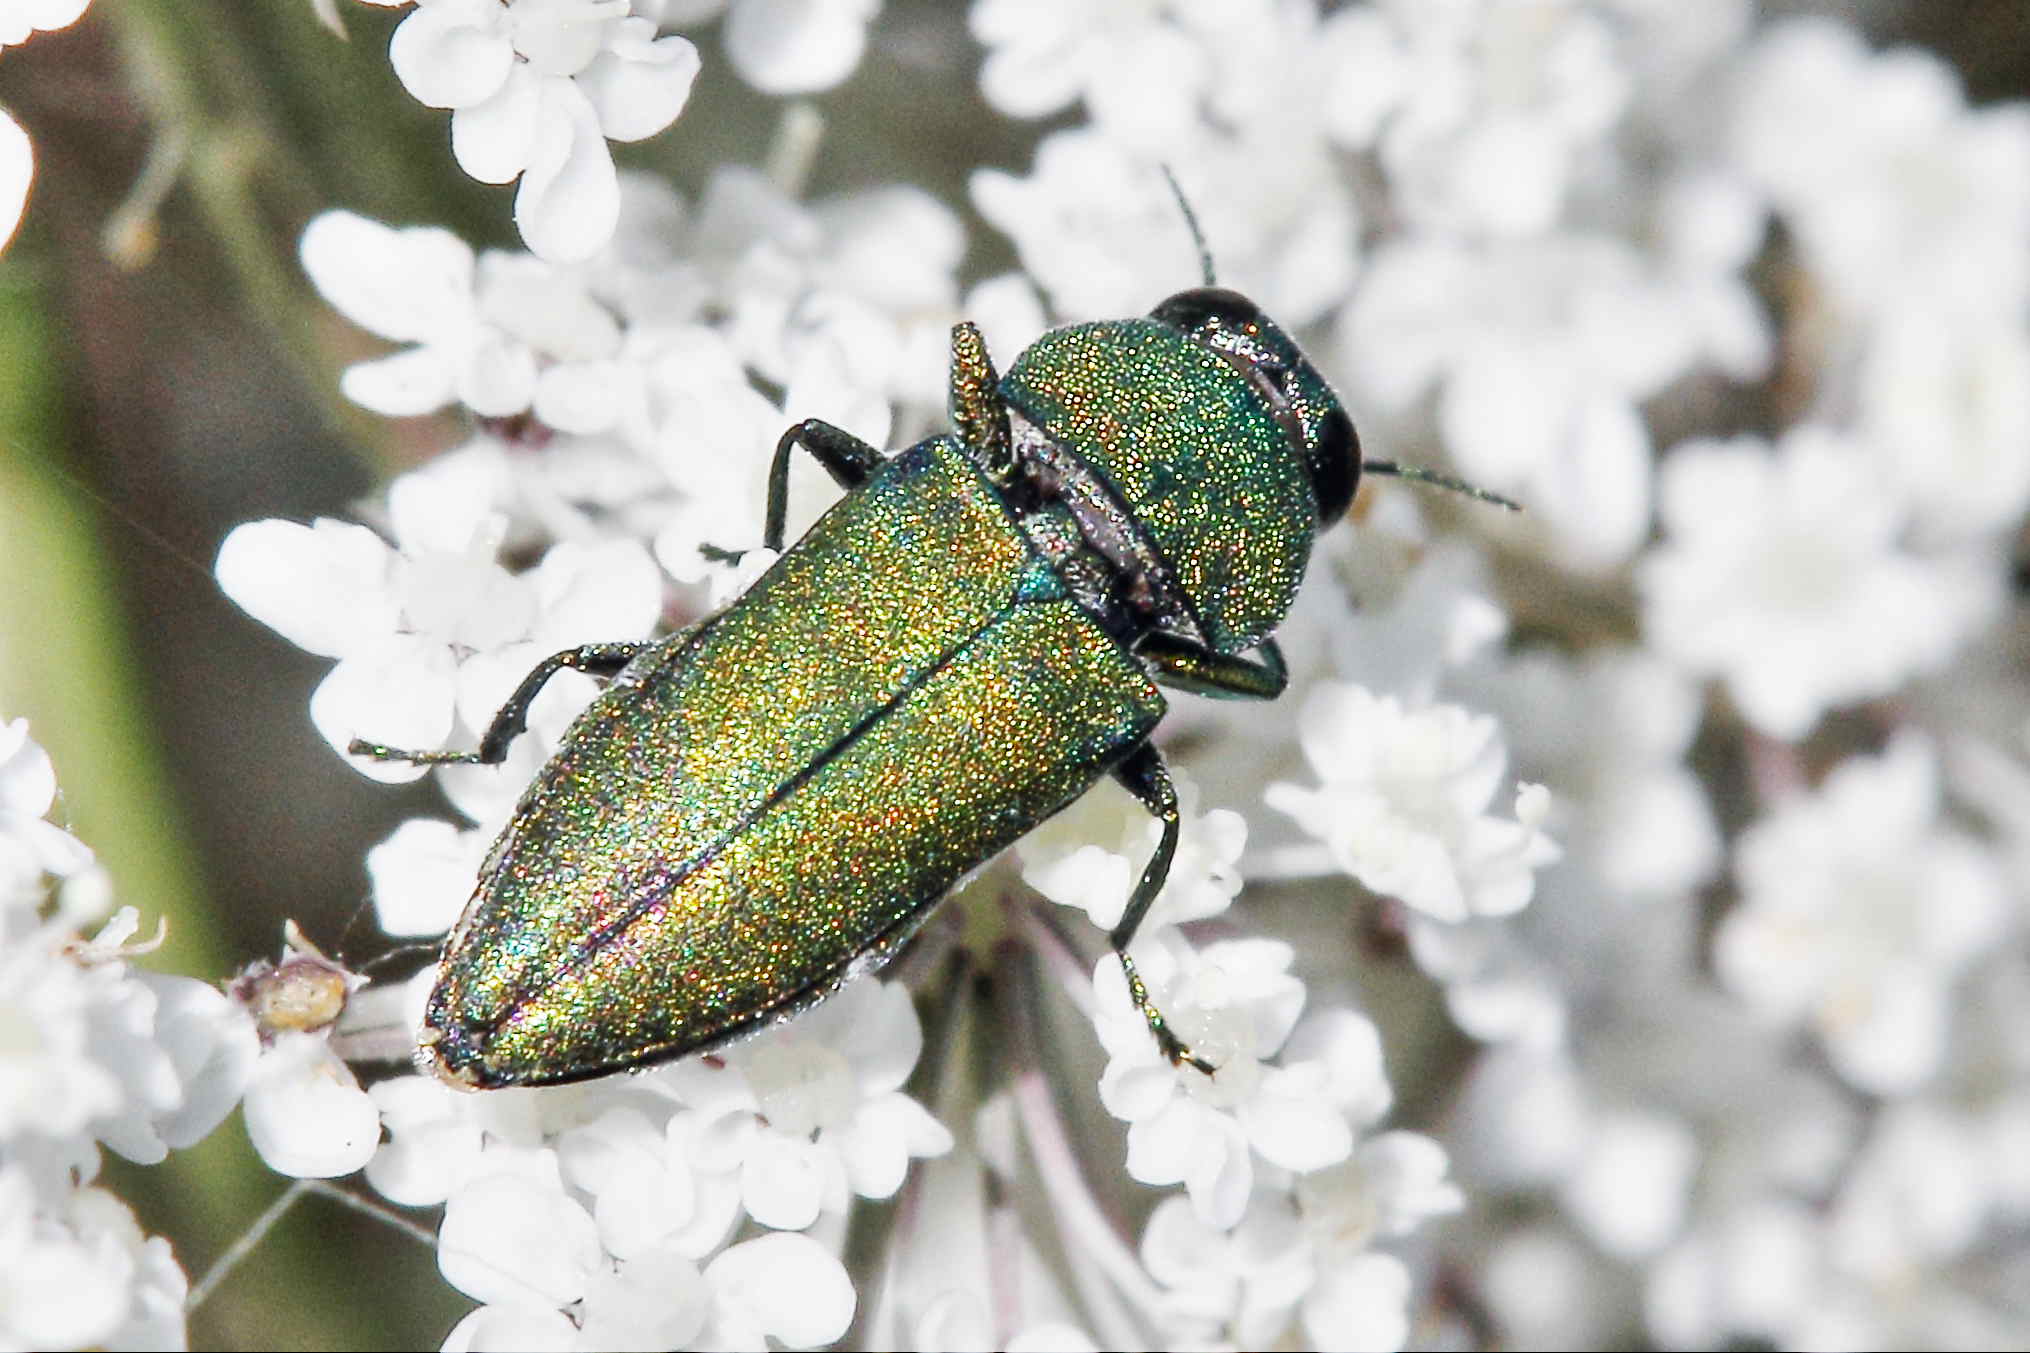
1138, 634, 1288, 701
348, 642, 645, 766
949, 321, 1012, 480
1110, 743, 1216, 1075
765, 420, 885, 551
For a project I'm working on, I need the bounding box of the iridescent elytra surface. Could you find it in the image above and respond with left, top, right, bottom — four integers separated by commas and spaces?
358, 284, 1366, 1090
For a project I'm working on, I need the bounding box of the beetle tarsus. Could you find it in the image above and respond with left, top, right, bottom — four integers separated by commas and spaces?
1107, 743, 1217, 1075
1121, 951, 1217, 1076
349, 641, 646, 768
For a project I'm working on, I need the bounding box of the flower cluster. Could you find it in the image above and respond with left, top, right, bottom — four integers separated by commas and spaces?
0, 720, 251, 1350
15, 0, 2028, 1348
357, 0, 887, 260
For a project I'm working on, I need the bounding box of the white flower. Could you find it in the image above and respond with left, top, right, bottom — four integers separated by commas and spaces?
970, 0, 1212, 147
301, 210, 625, 417
1341, 233, 1756, 568
1093, 937, 1359, 1230
1301, 1251, 1413, 1353
1139, 1192, 1319, 1348
1715, 735, 2007, 1095
1136, 1126, 1459, 1348
1731, 17, 2030, 321
701, 1230, 856, 1349
1462, 648, 1719, 903
366, 1074, 489, 1207
99, 971, 260, 1166
241, 1030, 381, 1177
1297, 1130, 1465, 1250
0, 906, 167, 1150
1266, 683, 1557, 924
1555, 1108, 1698, 1259
1646, 1199, 1825, 1350
1640, 427, 2000, 740
1019, 767, 1245, 935
722, 0, 882, 96
214, 490, 660, 788
438, 1152, 604, 1307
0, 0, 90, 48
574, 1240, 712, 1349
1857, 309, 2030, 544
1325, 0, 1629, 237
0, 718, 94, 902
367, 818, 491, 937
440, 1303, 579, 1352
1829, 1100, 1988, 1279
387, 0, 701, 260
0, 1169, 186, 1352
659, 979, 951, 1231
972, 127, 1359, 328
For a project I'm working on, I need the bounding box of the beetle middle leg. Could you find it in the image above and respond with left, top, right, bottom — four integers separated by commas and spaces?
1110, 741, 1216, 1075
1139, 634, 1288, 701
348, 641, 645, 766
765, 420, 885, 550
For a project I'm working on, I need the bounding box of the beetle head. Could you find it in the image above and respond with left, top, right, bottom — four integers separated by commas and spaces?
1149, 287, 1360, 524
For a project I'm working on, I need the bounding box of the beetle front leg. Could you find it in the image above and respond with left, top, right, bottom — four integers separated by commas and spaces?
1110, 742, 1216, 1075
765, 420, 886, 551
1139, 634, 1287, 701
348, 641, 645, 767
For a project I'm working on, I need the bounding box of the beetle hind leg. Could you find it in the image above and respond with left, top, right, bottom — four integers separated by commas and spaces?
348, 641, 645, 767
1109, 742, 1216, 1076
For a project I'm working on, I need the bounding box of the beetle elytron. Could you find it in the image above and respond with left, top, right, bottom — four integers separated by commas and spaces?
353, 233, 1510, 1089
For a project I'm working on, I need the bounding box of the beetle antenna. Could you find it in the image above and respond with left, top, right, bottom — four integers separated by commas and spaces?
1159, 165, 1217, 287
1364, 460, 1522, 511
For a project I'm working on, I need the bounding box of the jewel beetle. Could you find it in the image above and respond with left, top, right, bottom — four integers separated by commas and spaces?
353, 229, 1513, 1090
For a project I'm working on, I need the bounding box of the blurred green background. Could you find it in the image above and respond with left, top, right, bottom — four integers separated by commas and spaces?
0, 1, 2022, 1346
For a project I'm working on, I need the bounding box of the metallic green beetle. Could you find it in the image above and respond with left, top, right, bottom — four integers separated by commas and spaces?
355, 283, 1481, 1090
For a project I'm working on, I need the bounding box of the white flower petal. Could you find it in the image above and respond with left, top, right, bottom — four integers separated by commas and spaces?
453, 66, 547, 186
300, 210, 478, 343
214, 517, 400, 658
723, 0, 877, 96
0, 108, 29, 255
367, 819, 481, 937
1302, 1252, 1411, 1353
740, 1133, 826, 1230
341, 347, 463, 417
438, 1170, 601, 1308
514, 80, 620, 262
390, 0, 515, 109
579, 27, 701, 142
242, 1033, 380, 1178
440, 1304, 579, 1353
311, 637, 460, 784
705, 1231, 856, 1349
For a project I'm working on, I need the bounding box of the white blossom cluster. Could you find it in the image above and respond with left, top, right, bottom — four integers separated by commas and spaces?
348, 0, 885, 260
8, 0, 2025, 1348
0, 719, 246, 1350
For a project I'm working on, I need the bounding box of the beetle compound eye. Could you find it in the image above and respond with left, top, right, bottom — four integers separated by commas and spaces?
1308, 407, 1360, 524
1149, 286, 1261, 339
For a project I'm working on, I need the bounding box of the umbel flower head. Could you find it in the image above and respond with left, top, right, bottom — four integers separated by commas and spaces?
13, 1, 2030, 1349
